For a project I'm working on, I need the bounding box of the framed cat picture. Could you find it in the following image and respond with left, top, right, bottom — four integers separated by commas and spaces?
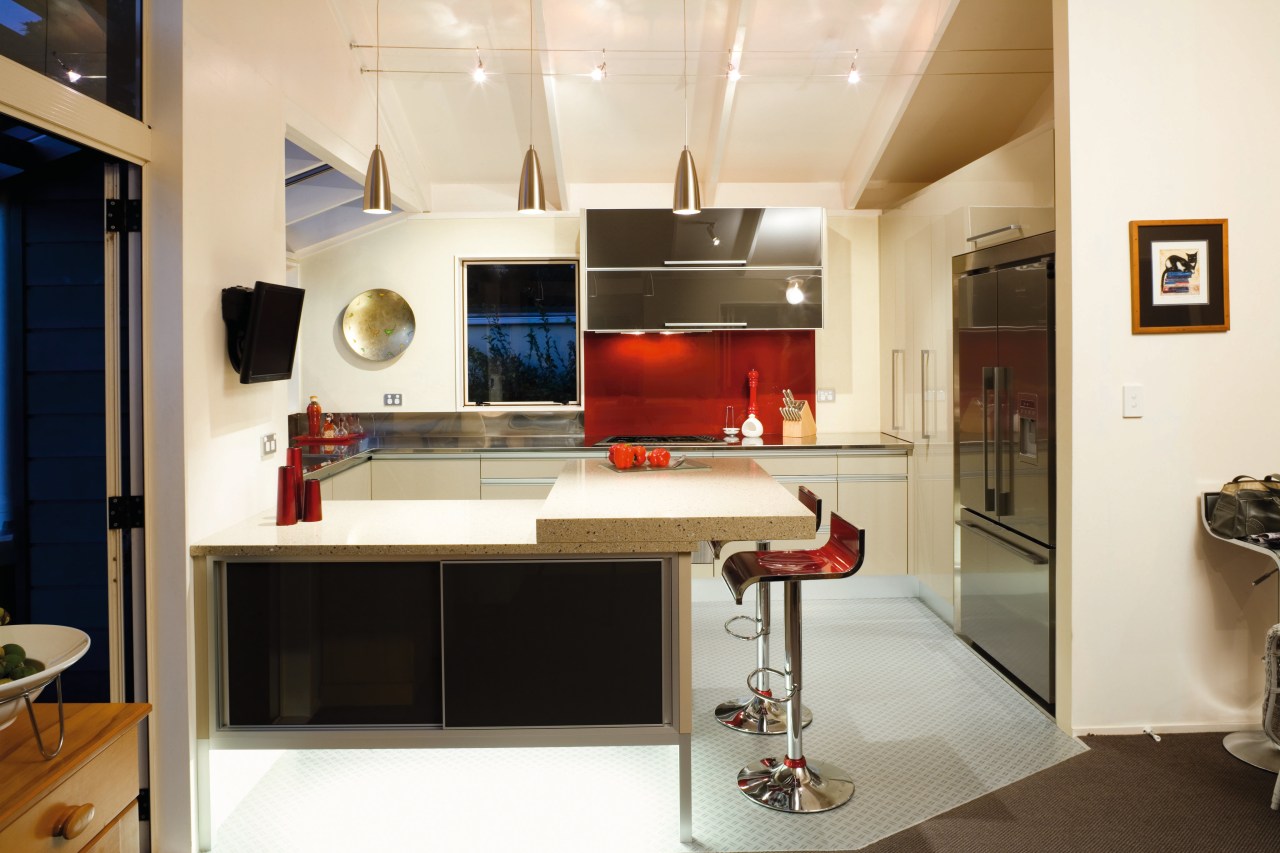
1129, 219, 1229, 333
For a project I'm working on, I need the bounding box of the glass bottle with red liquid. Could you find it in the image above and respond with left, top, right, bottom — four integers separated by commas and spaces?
306, 395, 322, 437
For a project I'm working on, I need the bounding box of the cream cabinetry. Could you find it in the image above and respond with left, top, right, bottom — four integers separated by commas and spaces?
371, 457, 481, 500
702, 449, 909, 580
479, 454, 591, 500
316, 458, 373, 501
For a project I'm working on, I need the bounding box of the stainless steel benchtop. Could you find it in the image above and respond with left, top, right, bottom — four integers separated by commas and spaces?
302, 431, 912, 475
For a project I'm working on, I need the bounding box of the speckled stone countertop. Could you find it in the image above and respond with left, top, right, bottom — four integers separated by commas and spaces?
537, 457, 813, 545
192, 458, 813, 558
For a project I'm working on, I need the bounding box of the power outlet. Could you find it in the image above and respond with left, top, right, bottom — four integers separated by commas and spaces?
384, 393, 403, 406
261, 433, 277, 456
816, 389, 836, 403
1122, 384, 1143, 418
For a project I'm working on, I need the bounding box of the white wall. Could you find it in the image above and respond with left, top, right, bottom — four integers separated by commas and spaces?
299, 215, 580, 413
1057, 0, 1280, 734
153, 0, 396, 847
299, 213, 883, 433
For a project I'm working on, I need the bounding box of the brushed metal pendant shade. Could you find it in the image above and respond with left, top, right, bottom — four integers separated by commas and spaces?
518, 145, 545, 213
363, 144, 392, 214
517, 0, 546, 213
673, 146, 701, 215
363, 0, 392, 214
672, 0, 700, 215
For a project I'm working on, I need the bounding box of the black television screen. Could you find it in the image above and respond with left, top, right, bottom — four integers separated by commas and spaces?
222, 281, 305, 383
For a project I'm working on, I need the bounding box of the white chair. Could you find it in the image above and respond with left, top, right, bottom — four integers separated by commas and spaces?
1266, 623, 1280, 811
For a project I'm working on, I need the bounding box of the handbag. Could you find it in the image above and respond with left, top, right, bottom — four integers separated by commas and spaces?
1210, 475, 1280, 539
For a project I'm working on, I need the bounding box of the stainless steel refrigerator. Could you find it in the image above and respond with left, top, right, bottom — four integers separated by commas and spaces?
952, 232, 1055, 708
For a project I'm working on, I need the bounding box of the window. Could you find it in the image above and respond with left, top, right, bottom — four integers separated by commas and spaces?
462, 259, 579, 407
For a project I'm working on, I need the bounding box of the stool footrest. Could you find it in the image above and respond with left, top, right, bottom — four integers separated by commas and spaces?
747, 666, 795, 703
724, 614, 765, 641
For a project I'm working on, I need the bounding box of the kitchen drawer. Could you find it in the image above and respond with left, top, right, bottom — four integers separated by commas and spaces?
837, 454, 908, 477
480, 457, 580, 479
838, 479, 907, 575
330, 461, 373, 500
746, 454, 836, 477
371, 458, 480, 499
480, 482, 556, 500
82, 800, 138, 853
0, 721, 140, 853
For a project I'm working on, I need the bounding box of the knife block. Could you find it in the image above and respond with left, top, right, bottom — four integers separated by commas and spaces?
782, 400, 817, 437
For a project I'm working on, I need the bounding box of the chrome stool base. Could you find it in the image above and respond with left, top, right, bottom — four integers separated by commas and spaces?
714, 696, 812, 734
736, 757, 854, 813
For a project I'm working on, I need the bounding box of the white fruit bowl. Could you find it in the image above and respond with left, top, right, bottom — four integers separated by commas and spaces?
0, 624, 91, 730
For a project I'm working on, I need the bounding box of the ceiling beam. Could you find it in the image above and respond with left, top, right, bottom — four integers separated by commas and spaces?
704, 0, 753, 206
839, 0, 961, 209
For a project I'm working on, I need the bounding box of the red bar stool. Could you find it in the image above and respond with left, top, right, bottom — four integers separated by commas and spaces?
714, 486, 822, 734
724, 510, 866, 813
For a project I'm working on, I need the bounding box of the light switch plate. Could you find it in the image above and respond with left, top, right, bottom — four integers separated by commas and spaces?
1122, 384, 1143, 418
816, 388, 835, 402
261, 433, 277, 456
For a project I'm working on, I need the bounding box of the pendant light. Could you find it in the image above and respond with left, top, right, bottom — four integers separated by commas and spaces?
362, 0, 392, 214
517, 0, 546, 213
672, 0, 700, 215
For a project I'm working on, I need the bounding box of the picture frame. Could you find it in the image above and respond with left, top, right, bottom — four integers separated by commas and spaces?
1129, 219, 1229, 333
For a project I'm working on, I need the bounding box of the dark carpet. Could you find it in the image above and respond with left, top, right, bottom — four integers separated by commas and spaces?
846, 733, 1280, 852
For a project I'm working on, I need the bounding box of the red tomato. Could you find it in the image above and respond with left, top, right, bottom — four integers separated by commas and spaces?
608, 443, 634, 469
630, 445, 648, 466
648, 448, 671, 468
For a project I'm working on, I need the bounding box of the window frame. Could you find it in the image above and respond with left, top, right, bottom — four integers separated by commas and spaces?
456, 256, 582, 412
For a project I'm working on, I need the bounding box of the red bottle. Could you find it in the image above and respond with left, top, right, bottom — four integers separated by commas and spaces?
306, 395, 322, 437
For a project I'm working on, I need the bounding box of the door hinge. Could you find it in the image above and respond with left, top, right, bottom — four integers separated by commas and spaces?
105, 198, 141, 233
108, 495, 144, 530
137, 787, 150, 821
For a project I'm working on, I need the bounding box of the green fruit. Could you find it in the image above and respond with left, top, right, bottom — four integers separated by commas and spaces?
9, 664, 35, 679
0, 677, 10, 685
2, 643, 25, 659
2, 653, 21, 670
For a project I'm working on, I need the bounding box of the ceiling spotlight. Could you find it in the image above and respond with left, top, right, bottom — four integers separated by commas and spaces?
53, 54, 81, 83
705, 223, 720, 246
847, 50, 861, 84
472, 48, 487, 83
786, 277, 806, 305
591, 49, 607, 81
727, 61, 741, 83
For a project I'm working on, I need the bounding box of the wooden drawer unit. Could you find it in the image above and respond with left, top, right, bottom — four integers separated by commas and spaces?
0, 704, 150, 853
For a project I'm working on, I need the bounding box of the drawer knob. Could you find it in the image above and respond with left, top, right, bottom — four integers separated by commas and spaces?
54, 802, 96, 840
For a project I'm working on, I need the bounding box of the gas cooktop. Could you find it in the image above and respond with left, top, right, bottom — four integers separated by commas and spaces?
593, 434, 719, 446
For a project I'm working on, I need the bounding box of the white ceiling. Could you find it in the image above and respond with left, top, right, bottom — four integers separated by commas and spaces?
286, 0, 1051, 252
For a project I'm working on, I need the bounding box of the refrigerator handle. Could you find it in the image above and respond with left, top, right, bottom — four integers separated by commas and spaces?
958, 521, 1048, 564
982, 366, 995, 513
920, 350, 932, 439
995, 366, 1011, 514
891, 349, 905, 431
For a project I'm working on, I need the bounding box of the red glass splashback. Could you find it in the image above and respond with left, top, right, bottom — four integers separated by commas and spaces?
584, 331, 816, 436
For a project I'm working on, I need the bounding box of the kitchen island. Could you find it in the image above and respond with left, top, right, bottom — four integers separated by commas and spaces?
191, 457, 813, 846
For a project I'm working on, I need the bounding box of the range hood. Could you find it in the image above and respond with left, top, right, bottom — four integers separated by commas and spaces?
583, 208, 825, 331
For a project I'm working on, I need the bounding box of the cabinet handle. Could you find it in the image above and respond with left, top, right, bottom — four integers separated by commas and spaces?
891, 349, 904, 431
53, 802, 96, 840
663, 322, 747, 327
920, 349, 933, 439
